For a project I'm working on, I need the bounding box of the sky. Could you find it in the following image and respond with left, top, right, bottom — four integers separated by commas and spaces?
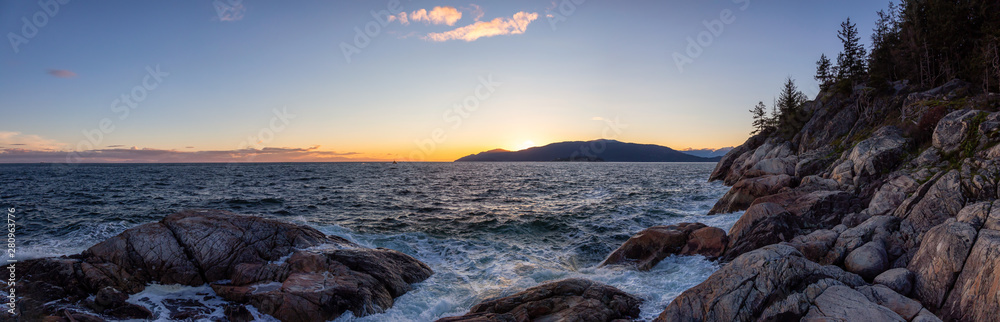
0, 0, 892, 162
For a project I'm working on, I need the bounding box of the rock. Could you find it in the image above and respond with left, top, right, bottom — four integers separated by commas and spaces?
709, 174, 794, 214
753, 190, 856, 229
933, 109, 982, 154
600, 223, 723, 271
856, 285, 923, 320
710, 132, 768, 183
913, 309, 945, 322
831, 160, 856, 187
866, 174, 919, 217
785, 229, 839, 263
9, 209, 434, 321
821, 215, 899, 266
681, 227, 728, 258
844, 126, 910, 186
438, 278, 642, 322
794, 147, 836, 178
895, 170, 965, 234
939, 228, 1000, 321
659, 244, 866, 321
800, 175, 840, 191
723, 203, 801, 261
803, 285, 905, 321
914, 147, 942, 167
907, 219, 977, 310
844, 240, 889, 280
874, 268, 915, 296
751, 157, 797, 176
956, 201, 993, 230
225, 304, 255, 322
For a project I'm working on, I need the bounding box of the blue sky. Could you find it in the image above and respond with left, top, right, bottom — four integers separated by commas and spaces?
0, 0, 891, 162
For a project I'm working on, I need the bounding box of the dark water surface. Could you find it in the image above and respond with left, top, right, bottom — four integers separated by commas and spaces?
0, 162, 740, 321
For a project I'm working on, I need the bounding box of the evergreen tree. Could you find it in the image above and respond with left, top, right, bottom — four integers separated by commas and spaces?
776, 77, 808, 137
815, 54, 834, 90
749, 101, 768, 135
836, 18, 867, 83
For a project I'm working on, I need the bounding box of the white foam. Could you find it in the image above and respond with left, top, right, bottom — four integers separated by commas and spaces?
127, 283, 278, 322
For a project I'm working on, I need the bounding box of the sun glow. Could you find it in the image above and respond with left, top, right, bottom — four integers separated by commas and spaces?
515, 140, 536, 151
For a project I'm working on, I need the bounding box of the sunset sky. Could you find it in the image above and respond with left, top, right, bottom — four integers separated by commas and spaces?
0, 0, 889, 162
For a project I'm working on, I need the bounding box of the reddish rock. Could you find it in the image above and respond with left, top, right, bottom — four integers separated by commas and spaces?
600, 223, 727, 271
709, 174, 794, 214
438, 278, 641, 322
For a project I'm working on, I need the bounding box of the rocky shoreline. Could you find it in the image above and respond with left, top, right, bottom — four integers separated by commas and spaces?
6, 81, 998, 321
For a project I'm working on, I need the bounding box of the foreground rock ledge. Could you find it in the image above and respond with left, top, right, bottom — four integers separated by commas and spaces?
3, 209, 433, 322
437, 278, 642, 322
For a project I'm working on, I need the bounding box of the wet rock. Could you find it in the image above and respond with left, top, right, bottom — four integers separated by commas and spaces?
873, 268, 915, 296
601, 223, 725, 270
438, 278, 641, 322
844, 240, 889, 281
933, 109, 982, 154
723, 203, 801, 261
709, 174, 793, 214
659, 244, 866, 321
225, 304, 255, 322
9, 209, 434, 321
908, 219, 977, 310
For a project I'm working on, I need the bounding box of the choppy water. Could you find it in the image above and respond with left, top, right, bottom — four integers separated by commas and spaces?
0, 162, 740, 321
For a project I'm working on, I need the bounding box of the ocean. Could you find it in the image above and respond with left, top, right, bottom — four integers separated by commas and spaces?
0, 162, 741, 321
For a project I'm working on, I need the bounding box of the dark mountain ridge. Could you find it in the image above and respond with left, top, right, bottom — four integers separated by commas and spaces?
455, 140, 721, 162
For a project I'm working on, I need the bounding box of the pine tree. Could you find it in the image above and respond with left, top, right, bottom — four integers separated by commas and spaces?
776, 77, 808, 137
815, 54, 834, 90
837, 18, 867, 83
749, 101, 768, 135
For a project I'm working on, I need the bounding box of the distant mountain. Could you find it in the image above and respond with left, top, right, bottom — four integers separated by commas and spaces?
455, 140, 721, 162
680, 147, 734, 158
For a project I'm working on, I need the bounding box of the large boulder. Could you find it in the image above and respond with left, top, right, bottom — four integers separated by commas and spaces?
907, 219, 977, 311
4, 210, 433, 321
932, 109, 983, 154
752, 190, 856, 229
723, 203, 801, 261
874, 268, 915, 296
659, 244, 867, 321
600, 223, 727, 270
437, 278, 642, 322
844, 240, 889, 281
802, 285, 905, 321
709, 174, 793, 215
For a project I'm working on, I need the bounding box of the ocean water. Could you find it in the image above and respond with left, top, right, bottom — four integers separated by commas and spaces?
0, 162, 740, 321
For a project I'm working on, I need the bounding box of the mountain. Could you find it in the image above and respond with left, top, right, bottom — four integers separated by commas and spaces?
680, 147, 734, 158
455, 140, 721, 162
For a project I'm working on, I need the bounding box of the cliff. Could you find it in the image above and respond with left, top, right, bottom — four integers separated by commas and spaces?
663, 80, 1000, 321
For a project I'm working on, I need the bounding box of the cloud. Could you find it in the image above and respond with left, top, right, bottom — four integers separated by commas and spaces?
412, 6, 462, 26
391, 6, 462, 26
591, 116, 605, 121
47, 69, 77, 78
0, 145, 386, 163
0, 132, 67, 150
425, 11, 538, 42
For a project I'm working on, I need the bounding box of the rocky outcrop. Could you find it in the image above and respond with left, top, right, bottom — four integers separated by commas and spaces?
932, 109, 983, 154
601, 223, 727, 270
437, 278, 642, 322
832, 126, 910, 188
708, 174, 794, 214
5, 210, 433, 322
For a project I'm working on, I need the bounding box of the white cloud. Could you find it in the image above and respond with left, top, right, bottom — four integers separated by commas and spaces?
0, 132, 67, 151
424, 11, 538, 42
